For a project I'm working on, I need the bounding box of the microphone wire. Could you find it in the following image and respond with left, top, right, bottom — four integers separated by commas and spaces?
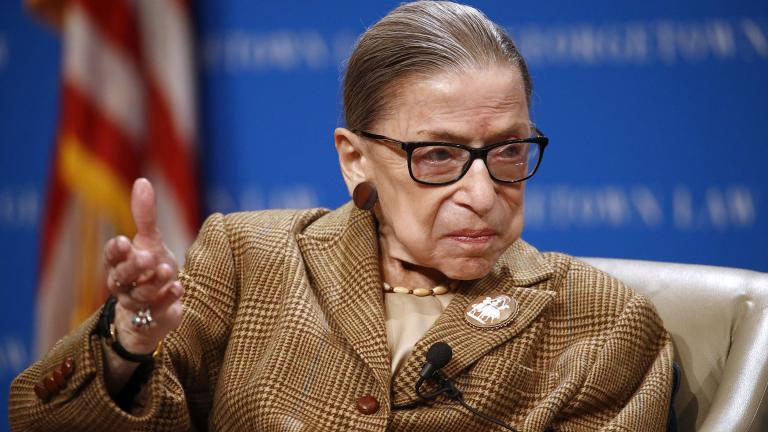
454, 394, 517, 432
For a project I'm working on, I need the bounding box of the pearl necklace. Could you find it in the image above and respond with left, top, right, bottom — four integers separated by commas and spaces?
382, 281, 457, 297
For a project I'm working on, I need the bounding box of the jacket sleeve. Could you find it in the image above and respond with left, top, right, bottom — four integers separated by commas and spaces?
9, 212, 239, 431
558, 293, 675, 431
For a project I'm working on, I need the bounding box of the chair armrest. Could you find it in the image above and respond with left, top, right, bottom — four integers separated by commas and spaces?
698, 269, 768, 432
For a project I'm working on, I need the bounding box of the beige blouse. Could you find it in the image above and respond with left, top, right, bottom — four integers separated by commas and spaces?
384, 292, 455, 375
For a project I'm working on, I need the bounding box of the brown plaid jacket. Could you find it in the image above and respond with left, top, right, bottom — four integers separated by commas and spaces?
10, 203, 674, 431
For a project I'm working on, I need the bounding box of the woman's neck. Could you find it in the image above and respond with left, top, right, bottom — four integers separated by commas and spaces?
378, 232, 447, 289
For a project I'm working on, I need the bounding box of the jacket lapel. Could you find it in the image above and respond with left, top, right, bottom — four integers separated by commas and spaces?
391, 240, 557, 406
296, 203, 391, 393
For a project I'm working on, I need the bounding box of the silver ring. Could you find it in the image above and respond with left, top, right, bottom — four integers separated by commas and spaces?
131, 308, 154, 329
113, 276, 138, 289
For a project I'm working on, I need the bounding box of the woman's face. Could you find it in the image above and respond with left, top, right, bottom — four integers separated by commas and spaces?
338, 65, 530, 280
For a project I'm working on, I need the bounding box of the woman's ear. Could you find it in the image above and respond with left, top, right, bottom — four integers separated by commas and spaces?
335, 127, 370, 195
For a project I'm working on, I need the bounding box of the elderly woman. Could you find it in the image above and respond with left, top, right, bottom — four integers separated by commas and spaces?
10, 1, 674, 431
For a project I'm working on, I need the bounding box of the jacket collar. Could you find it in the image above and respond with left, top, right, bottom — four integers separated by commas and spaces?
296, 203, 556, 405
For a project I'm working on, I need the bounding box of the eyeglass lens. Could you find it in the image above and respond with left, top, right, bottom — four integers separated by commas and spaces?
410, 142, 540, 184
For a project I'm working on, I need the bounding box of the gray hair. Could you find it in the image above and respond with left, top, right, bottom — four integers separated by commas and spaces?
342, 0, 533, 131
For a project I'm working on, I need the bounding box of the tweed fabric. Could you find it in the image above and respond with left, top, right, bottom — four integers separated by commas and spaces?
9, 202, 673, 431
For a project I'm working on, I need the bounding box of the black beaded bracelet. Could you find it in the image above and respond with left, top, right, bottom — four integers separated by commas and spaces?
97, 296, 161, 364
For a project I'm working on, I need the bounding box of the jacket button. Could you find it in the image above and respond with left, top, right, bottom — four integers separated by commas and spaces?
61, 357, 75, 377
356, 395, 380, 415
34, 383, 50, 401
43, 375, 58, 393
53, 369, 66, 387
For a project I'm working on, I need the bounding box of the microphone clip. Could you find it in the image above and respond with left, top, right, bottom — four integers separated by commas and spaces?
415, 370, 462, 402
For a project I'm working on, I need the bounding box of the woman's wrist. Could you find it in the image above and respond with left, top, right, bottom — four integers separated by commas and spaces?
96, 297, 163, 399
97, 297, 163, 364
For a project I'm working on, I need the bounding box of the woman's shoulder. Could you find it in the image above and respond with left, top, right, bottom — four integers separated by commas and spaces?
506, 241, 655, 318
504, 240, 630, 291
183, 208, 334, 263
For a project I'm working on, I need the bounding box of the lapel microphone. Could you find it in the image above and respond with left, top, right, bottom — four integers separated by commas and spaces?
416, 342, 518, 432
420, 342, 453, 379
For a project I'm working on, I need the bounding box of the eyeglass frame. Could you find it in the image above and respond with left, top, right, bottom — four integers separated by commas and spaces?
350, 128, 549, 186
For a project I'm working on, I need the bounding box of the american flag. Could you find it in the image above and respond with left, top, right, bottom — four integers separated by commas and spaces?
30, 0, 199, 356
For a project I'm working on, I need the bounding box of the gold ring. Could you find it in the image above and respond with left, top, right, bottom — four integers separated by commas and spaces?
113, 276, 138, 289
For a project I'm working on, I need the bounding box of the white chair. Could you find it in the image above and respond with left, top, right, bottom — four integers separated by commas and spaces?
582, 258, 768, 431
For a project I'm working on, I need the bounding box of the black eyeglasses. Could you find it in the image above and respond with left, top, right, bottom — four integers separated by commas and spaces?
351, 129, 549, 186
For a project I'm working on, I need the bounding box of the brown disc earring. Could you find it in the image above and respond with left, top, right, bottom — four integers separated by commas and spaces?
353, 181, 378, 210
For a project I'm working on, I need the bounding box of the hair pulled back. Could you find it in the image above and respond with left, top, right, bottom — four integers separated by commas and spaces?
342, 0, 532, 131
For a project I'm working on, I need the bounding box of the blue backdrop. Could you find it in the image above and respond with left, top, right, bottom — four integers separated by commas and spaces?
1, 0, 766, 428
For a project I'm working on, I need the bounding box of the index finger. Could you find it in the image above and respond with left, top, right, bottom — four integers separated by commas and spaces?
130, 178, 161, 241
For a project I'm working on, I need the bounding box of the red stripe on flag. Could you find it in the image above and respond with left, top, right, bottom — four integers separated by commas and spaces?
39, 169, 67, 274
172, 0, 192, 10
